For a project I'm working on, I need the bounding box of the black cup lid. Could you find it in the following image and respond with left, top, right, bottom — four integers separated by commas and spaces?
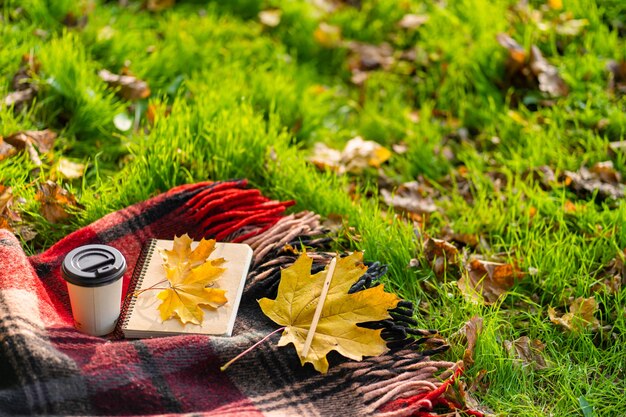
61, 244, 127, 287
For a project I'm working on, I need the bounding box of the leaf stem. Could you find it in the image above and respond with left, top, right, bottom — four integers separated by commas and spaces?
220, 326, 285, 372
126, 279, 169, 299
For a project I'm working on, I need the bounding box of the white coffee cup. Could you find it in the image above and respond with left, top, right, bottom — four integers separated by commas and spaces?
61, 245, 127, 336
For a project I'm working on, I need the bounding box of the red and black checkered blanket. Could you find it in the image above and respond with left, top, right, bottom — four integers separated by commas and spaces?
0, 180, 465, 417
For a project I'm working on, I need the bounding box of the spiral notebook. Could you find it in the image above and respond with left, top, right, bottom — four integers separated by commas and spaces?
120, 239, 253, 338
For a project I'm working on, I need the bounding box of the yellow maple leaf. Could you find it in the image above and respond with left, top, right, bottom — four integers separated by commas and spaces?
157, 234, 228, 325
258, 252, 400, 373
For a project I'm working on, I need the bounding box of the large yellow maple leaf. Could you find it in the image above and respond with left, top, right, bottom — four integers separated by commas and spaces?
157, 234, 228, 325
259, 251, 400, 373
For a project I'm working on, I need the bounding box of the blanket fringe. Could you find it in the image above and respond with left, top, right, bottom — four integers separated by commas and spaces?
173, 179, 295, 242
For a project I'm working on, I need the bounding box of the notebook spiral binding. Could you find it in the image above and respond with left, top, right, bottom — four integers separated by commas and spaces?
118, 239, 157, 333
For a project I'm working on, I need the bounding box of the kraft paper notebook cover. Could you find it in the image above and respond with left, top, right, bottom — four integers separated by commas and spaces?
120, 239, 253, 338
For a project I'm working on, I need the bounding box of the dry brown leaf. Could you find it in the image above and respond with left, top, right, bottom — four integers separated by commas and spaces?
423, 236, 460, 278
529, 45, 569, 97
497, 33, 568, 98
321, 213, 345, 234
592, 251, 625, 295
2, 130, 57, 166
11, 54, 40, 92
443, 375, 493, 416
3, 89, 37, 109
398, 14, 429, 30
0, 185, 20, 228
98, 69, 151, 101
0, 141, 17, 161
3, 54, 39, 110
458, 258, 525, 304
310, 142, 341, 172
0, 185, 35, 240
555, 19, 588, 36
440, 226, 481, 249
548, 297, 600, 333
347, 41, 394, 73
380, 181, 439, 216
35, 181, 82, 224
4, 130, 56, 153
607, 60, 626, 94
591, 160, 621, 183
57, 158, 86, 180
563, 161, 625, 201
145, 0, 175, 11
259, 9, 281, 27
504, 336, 548, 370
62, 11, 88, 28
310, 136, 391, 174
343, 136, 391, 171
451, 316, 483, 367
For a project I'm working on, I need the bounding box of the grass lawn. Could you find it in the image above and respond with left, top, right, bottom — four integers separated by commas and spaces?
1, 0, 625, 415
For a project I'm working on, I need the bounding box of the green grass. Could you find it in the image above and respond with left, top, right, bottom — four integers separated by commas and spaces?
2, 0, 626, 415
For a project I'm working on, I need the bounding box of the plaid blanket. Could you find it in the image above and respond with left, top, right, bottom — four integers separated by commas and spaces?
0, 180, 465, 417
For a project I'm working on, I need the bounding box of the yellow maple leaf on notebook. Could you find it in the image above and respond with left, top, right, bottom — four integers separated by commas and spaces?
156, 234, 228, 325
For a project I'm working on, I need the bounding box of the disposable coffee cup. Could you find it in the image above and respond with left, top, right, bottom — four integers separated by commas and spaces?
61, 244, 126, 336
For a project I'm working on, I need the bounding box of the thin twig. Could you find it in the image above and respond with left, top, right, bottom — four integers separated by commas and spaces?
220, 326, 285, 371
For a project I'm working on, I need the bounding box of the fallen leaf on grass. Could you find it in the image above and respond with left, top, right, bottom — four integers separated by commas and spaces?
555, 18, 588, 36
259, 251, 400, 373
592, 251, 625, 295
310, 136, 392, 174
0, 141, 17, 161
62, 11, 88, 29
346, 41, 394, 85
459, 258, 525, 304
3, 54, 40, 110
259, 9, 281, 27
343, 136, 391, 170
321, 213, 345, 234
347, 42, 394, 71
4, 129, 56, 153
3, 89, 37, 109
548, 297, 600, 333
422, 236, 460, 278
156, 234, 228, 324
145, 0, 175, 11
35, 181, 82, 224
607, 60, 626, 94
2, 130, 57, 166
398, 14, 429, 30
529, 45, 569, 97
451, 316, 483, 367
497, 33, 568, 98
440, 226, 481, 250
442, 371, 493, 416
563, 161, 625, 202
380, 181, 439, 216
0, 185, 36, 241
11, 54, 40, 91
98, 69, 151, 101
0, 185, 21, 228
504, 336, 548, 370
56, 158, 85, 180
